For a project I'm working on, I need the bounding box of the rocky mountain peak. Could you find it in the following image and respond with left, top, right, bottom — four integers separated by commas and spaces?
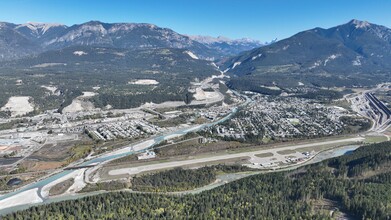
349, 19, 371, 29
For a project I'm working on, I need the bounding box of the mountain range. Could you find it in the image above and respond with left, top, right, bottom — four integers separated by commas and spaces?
224, 20, 391, 75
0, 21, 264, 61
188, 35, 270, 57
222, 19, 391, 89
1, 19, 391, 92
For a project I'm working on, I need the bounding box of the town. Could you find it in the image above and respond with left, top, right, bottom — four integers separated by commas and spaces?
202, 94, 369, 142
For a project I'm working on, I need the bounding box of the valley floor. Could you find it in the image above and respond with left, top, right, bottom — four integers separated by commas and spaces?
1, 83, 391, 215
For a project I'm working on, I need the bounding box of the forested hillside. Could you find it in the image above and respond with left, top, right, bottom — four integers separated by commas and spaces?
0, 46, 219, 113
4, 142, 391, 219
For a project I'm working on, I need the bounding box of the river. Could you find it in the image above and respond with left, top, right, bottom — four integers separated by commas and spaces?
0, 93, 357, 215
0, 143, 359, 216
0, 100, 243, 214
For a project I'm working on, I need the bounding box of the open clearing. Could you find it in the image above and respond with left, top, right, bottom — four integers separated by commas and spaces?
41, 85, 58, 94
130, 79, 159, 85
277, 149, 297, 155
255, 152, 274, 158
364, 135, 388, 143
0, 96, 34, 117
32, 63, 66, 68
22, 160, 65, 172
80, 92, 97, 97
193, 88, 220, 101
49, 178, 75, 196
62, 92, 97, 113
73, 51, 88, 56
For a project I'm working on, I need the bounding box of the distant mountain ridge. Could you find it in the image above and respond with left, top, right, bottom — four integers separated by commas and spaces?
14, 22, 67, 39
188, 35, 268, 57
0, 21, 263, 61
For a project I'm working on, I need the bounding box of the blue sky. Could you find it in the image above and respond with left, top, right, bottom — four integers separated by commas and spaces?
0, 0, 390, 42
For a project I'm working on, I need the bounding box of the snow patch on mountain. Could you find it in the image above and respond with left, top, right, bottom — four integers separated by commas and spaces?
352, 19, 370, 29
232, 62, 241, 69
352, 56, 362, 66
184, 51, 199, 59
324, 54, 341, 66
252, 53, 262, 60
73, 51, 88, 56
309, 60, 322, 70
16, 22, 66, 36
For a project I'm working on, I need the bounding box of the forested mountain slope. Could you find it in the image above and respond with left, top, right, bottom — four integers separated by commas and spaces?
223, 19, 391, 89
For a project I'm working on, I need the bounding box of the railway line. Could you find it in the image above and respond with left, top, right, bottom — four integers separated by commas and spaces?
364, 92, 391, 132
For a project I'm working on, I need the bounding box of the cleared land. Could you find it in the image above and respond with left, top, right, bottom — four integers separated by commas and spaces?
0, 96, 34, 117
49, 178, 75, 196
364, 135, 388, 143
277, 149, 297, 155
255, 152, 274, 158
41, 85, 58, 94
193, 88, 220, 101
62, 92, 97, 113
130, 79, 159, 85
106, 137, 364, 177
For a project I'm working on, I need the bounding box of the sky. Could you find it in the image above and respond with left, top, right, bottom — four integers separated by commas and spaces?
0, 0, 390, 42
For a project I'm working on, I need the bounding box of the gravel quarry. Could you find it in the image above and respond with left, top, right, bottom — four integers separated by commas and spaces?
0, 96, 34, 117
62, 92, 97, 113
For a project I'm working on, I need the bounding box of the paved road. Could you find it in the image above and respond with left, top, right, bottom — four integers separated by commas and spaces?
108, 137, 364, 176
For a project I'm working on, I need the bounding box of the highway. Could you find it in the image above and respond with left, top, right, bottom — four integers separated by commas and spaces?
365, 92, 391, 132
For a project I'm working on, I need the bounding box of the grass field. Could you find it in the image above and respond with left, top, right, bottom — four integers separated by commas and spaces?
255, 152, 274, 158
296, 141, 358, 153
276, 149, 297, 155
49, 178, 74, 196
364, 135, 388, 143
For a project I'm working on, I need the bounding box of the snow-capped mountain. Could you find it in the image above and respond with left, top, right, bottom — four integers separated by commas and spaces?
0, 20, 260, 61
43, 21, 213, 57
188, 35, 261, 45
188, 35, 266, 57
14, 22, 67, 39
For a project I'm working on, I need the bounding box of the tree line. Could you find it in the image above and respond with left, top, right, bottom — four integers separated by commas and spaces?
3, 142, 391, 219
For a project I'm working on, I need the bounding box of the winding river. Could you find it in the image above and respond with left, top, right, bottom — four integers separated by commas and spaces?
0, 98, 244, 214
0, 143, 359, 216
0, 94, 360, 216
